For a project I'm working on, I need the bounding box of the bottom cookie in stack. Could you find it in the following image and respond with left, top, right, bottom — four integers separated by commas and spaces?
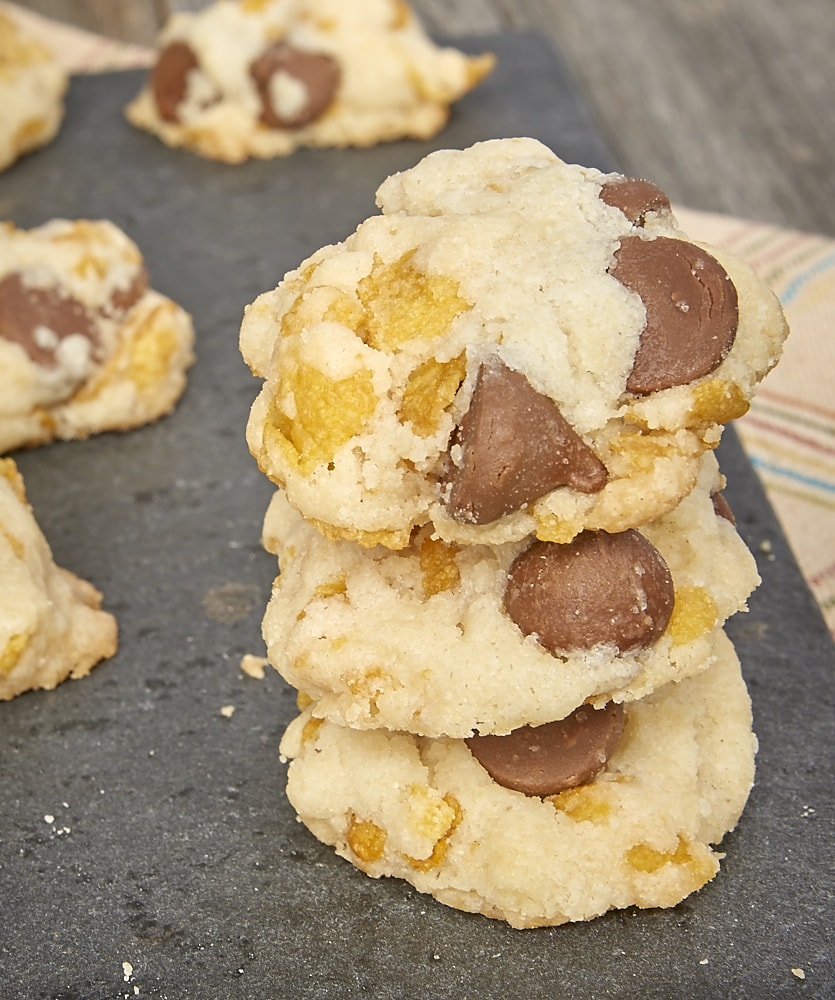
279, 631, 755, 929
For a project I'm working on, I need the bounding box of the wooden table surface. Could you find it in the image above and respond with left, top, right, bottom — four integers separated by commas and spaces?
11, 0, 835, 237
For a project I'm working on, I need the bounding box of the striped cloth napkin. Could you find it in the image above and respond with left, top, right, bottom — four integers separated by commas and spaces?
5, 2, 834, 636
677, 208, 835, 637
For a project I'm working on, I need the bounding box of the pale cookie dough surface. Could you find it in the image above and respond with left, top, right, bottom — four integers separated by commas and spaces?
0, 219, 195, 454
0, 10, 67, 173
262, 452, 759, 737
0, 458, 117, 700
280, 634, 756, 929
242, 138, 788, 549
125, 0, 493, 163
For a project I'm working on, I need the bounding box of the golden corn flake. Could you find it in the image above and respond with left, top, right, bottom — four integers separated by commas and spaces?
399, 352, 466, 437
667, 586, 719, 646
347, 814, 387, 863
418, 536, 460, 597
266, 362, 377, 475
356, 252, 471, 351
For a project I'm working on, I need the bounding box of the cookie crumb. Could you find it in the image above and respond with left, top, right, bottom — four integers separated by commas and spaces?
43, 814, 54, 824
240, 654, 268, 680
122, 961, 134, 982
220, 704, 236, 718
699, 958, 709, 965
791, 967, 805, 980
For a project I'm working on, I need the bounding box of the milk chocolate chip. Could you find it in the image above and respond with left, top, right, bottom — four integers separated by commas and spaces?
151, 41, 200, 123
612, 236, 738, 394
0, 273, 98, 368
711, 490, 736, 524
442, 359, 608, 525
466, 702, 625, 797
108, 265, 149, 315
250, 42, 340, 129
600, 176, 671, 226
504, 530, 675, 654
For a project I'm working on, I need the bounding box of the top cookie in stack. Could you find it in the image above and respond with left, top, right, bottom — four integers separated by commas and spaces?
242, 138, 788, 549
240, 138, 788, 927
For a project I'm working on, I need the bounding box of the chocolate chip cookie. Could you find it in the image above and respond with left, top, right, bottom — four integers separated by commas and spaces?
279, 634, 757, 928
125, 0, 494, 163
242, 138, 788, 549
0, 9, 68, 173
261, 452, 759, 737
0, 458, 117, 700
0, 219, 195, 453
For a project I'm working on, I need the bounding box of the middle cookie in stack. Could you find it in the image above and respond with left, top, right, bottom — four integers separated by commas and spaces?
240, 138, 788, 928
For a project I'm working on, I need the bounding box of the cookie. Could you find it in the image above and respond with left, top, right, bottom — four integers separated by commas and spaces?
280, 632, 756, 928
125, 0, 494, 163
0, 219, 195, 453
0, 9, 67, 173
241, 138, 788, 549
0, 458, 117, 700
261, 450, 759, 737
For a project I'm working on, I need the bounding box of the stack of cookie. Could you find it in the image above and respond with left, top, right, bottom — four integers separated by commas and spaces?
240, 138, 788, 927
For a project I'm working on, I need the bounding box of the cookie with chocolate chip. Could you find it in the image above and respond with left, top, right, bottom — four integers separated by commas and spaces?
242, 138, 788, 549
0, 9, 68, 173
125, 0, 494, 163
260, 452, 759, 737
0, 219, 195, 453
0, 458, 117, 700
279, 634, 757, 928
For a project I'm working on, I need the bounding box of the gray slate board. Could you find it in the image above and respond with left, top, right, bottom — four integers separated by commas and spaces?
0, 33, 832, 1000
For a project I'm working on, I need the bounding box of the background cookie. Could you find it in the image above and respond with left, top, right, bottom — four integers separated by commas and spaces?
280, 633, 757, 928
125, 0, 493, 163
0, 458, 117, 700
0, 9, 67, 173
242, 138, 788, 549
261, 452, 759, 737
0, 218, 195, 453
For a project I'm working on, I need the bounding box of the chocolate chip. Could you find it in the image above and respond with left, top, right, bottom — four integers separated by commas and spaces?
250, 41, 340, 129
600, 176, 671, 226
441, 359, 608, 525
151, 41, 200, 123
0, 273, 98, 368
504, 530, 675, 654
612, 236, 738, 395
711, 490, 736, 525
466, 702, 625, 797
108, 266, 149, 315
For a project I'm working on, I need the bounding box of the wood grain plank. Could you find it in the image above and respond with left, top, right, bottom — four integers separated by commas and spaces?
11, 0, 166, 44
411, 0, 835, 234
